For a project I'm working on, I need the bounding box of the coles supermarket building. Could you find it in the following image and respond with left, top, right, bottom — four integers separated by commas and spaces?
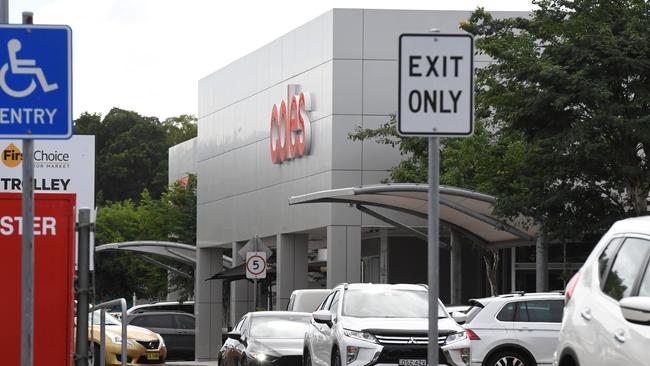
169, 9, 532, 360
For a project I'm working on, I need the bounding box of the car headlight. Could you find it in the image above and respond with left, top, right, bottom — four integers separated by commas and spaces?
343, 329, 377, 343
444, 331, 467, 345
109, 335, 136, 347
249, 352, 276, 362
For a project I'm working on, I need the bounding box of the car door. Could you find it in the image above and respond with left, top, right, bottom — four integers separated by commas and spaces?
129, 313, 180, 356
222, 316, 248, 366
311, 291, 335, 366
597, 237, 650, 364
512, 299, 563, 364
625, 257, 650, 364
174, 313, 195, 360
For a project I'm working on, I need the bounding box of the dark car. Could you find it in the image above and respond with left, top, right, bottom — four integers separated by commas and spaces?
219, 311, 312, 366
125, 311, 195, 361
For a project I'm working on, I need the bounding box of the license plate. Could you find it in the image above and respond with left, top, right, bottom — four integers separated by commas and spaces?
146, 352, 160, 361
399, 359, 427, 366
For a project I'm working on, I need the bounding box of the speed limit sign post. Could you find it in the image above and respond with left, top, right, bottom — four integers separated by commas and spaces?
246, 252, 267, 279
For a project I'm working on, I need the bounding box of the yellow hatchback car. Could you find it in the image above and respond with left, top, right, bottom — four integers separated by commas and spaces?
88, 310, 167, 366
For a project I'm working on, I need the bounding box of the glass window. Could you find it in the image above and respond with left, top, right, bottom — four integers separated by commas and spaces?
319, 292, 334, 311
496, 302, 515, 322
341, 288, 446, 318
638, 261, 650, 297
603, 238, 650, 300
521, 300, 563, 323
89, 311, 121, 326
176, 315, 195, 330
514, 302, 529, 322
328, 291, 340, 315
250, 315, 311, 338
130, 314, 174, 328
599, 238, 623, 283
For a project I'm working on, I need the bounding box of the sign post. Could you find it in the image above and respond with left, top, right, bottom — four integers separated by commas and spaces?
0, 15, 73, 366
398, 33, 473, 366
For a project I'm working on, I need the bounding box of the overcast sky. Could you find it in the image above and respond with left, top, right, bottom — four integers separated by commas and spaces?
8, 0, 534, 121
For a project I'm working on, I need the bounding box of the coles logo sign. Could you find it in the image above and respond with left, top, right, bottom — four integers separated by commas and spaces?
270, 85, 312, 164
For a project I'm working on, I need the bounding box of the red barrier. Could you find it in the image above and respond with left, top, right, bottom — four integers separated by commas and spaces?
0, 192, 76, 366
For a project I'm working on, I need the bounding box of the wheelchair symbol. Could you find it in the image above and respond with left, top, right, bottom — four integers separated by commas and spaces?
0, 39, 59, 98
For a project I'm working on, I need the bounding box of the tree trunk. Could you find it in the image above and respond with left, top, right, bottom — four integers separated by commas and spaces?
483, 249, 500, 296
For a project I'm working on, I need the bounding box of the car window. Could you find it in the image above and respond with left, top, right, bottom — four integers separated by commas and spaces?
603, 238, 650, 300
599, 238, 623, 283
328, 291, 340, 316
240, 316, 250, 336
176, 315, 195, 330
496, 302, 515, 322
514, 302, 529, 322
521, 300, 563, 322
130, 314, 174, 328
341, 288, 445, 318
234, 316, 246, 333
319, 292, 334, 311
638, 261, 650, 297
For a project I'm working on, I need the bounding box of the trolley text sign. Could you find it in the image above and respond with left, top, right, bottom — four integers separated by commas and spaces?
398, 33, 473, 136
0, 25, 72, 139
0, 193, 76, 366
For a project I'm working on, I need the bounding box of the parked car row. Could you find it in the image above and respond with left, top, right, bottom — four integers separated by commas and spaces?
221, 283, 471, 366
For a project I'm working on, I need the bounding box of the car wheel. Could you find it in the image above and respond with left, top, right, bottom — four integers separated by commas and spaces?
303, 347, 312, 366
487, 350, 532, 366
331, 347, 342, 366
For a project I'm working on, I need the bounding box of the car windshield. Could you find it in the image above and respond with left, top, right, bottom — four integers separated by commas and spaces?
342, 289, 446, 318
250, 315, 311, 338
89, 310, 121, 326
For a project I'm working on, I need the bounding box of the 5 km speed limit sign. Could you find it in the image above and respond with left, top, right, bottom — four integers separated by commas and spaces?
246, 252, 267, 279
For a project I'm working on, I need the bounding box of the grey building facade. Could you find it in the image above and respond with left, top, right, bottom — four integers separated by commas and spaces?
169, 9, 527, 361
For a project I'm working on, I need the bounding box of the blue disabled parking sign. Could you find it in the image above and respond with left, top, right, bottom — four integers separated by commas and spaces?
0, 25, 72, 139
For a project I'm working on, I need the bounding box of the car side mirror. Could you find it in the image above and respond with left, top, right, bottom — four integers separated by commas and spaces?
226, 331, 242, 341
451, 311, 467, 324
620, 297, 650, 325
312, 310, 333, 326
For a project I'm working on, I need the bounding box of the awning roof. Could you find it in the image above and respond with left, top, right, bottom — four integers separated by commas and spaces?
95, 241, 232, 268
289, 184, 538, 248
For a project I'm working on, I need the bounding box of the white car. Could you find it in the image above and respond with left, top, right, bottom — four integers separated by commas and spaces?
453, 292, 564, 366
303, 283, 471, 366
287, 289, 331, 312
553, 216, 650, 366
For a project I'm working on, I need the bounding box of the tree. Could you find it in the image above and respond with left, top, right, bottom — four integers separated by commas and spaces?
460, 0, 650, 241
94, 175, 198, 302
74, 108, 197, 203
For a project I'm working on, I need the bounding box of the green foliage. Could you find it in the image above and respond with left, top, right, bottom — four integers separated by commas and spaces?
93, 174, 197, 302
460, 0, 650, 240
75, 108, 197, 203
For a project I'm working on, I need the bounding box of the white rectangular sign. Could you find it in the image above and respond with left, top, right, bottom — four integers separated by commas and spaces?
398, 34, 474, 136
0, 135, 94, 210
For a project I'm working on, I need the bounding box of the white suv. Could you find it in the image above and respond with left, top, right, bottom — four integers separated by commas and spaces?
303, 283, 471, 366
452, 292, 564, 366
553, 216, 650, 366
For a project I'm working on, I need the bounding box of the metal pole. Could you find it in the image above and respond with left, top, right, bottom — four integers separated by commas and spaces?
253, 236, 258, 311
100, 309, 106, 366
76, 208, 92, 366
90, 298, 127, 366
428, 137, 440, 366
0, 0, 8, 22
20, 13, 35, 366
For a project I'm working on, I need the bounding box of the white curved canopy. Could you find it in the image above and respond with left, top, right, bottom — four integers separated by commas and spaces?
289, 184, 538, 248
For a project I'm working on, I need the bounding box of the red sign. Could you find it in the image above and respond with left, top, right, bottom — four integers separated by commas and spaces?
0, 193, 76, 366
269, 85, 312, 164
